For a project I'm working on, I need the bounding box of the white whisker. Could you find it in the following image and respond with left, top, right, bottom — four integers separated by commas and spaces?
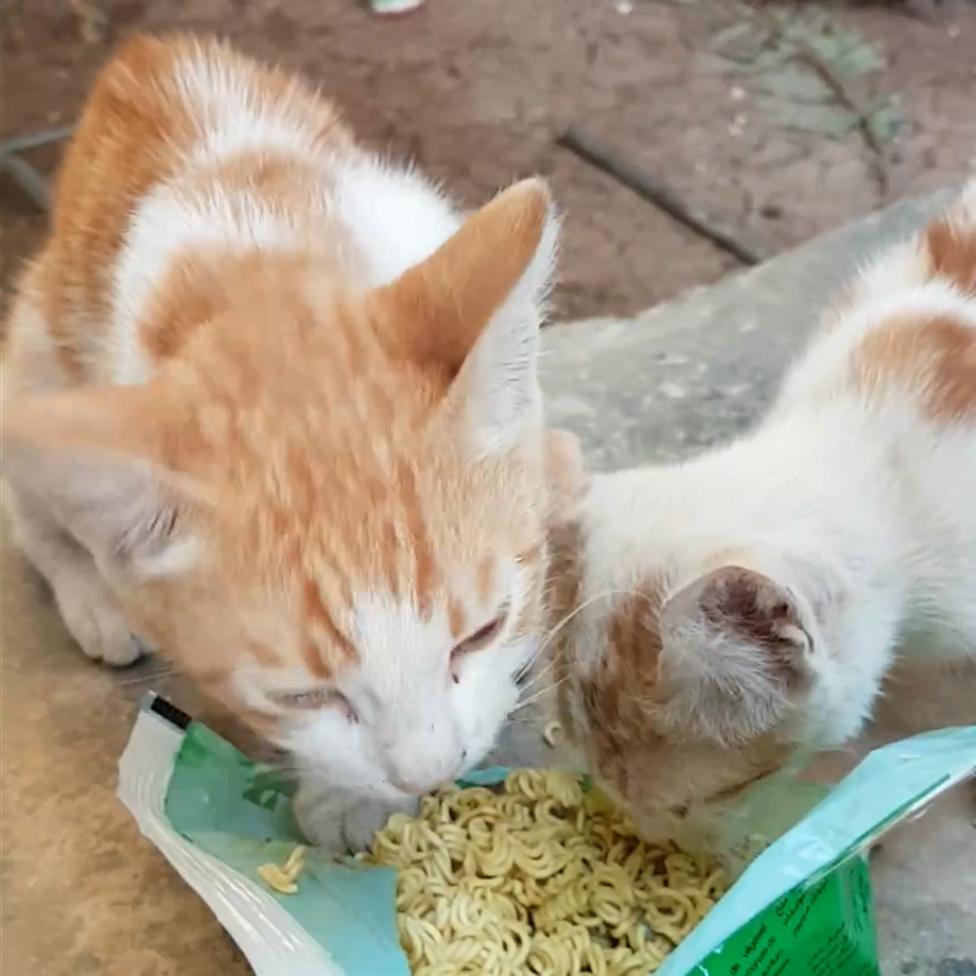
511, 674, 573, 715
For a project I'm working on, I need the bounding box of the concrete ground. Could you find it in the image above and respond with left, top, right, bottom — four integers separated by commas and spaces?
2, 193, 975, 975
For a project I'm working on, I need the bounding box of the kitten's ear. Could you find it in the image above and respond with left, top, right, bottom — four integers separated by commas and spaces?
657, 566, 814, 744
372, 178, 557, 455
1, 385, 205, 578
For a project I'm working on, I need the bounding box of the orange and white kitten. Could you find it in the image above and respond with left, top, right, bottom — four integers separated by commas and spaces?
0, 35, 560, 850
554, 180, 976, 830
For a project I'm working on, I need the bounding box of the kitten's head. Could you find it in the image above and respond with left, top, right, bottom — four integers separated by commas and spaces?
559, 558, 845, 833
3, 179, 560, 802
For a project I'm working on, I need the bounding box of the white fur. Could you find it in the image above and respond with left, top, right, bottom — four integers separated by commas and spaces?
175, 52, 322, 165
332, 157, 461, 287
4, 489, 143, 666
572, 182, 976, 756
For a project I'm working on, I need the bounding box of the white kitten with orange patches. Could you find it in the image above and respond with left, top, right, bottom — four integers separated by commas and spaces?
554, 180, 976, 831
1, 35, 561, 850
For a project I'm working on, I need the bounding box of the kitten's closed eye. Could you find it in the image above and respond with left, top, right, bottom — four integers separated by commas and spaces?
270, 687, 358, 722
450, 607, 510, 682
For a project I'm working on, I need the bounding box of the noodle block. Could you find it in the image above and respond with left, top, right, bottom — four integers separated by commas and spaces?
364, 770, 729, 975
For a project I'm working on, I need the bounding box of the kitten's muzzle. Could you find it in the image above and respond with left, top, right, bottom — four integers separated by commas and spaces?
388, 770, 458, 796
386, 748, 467, 796
389, 776, 439, 795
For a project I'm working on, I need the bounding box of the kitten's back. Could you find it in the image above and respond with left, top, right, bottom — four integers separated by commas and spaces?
779, 178, 976, 422
784, 179, 976, 649
8, 34, 349, 385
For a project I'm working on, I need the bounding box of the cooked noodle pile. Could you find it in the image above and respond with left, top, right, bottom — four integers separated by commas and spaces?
364, 770, 728, 975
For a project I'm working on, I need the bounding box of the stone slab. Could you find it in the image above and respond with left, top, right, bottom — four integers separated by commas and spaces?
541, 191, 954, 468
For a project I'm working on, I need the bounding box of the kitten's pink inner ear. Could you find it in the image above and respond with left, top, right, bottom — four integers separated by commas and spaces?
694, 566, 810, 658
369, 178, 552, 374
657, 566, 813, 743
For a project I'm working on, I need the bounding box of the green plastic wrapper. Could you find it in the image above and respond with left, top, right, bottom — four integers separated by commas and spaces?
118, 695, 975, 976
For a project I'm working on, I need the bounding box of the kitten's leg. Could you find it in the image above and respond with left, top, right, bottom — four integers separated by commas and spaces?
292, 783, 344, 851
293, 780, 418, 853
5, 489, 142, 666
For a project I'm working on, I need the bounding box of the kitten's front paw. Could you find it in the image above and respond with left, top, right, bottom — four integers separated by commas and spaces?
54, 574, 142, 667
341, 797, 419, 852
293, 784, 418, 854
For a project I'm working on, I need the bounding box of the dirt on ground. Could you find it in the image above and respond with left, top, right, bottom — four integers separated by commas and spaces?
2, 0, 974, 322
